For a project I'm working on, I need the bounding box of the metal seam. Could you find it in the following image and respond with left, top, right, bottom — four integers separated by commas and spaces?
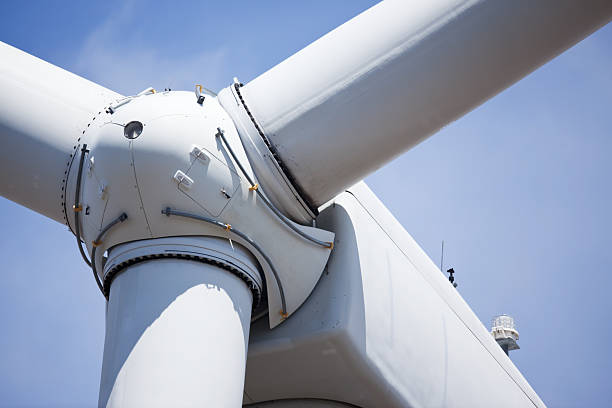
343, 189, 538, 406
91, 212, 128, 296
215, 128, 332, 249
161, 207, 287, 316
61, 108, 108, 231
102, 252, 263, 310
129, 141, 153, 236
233, 83, 318, 216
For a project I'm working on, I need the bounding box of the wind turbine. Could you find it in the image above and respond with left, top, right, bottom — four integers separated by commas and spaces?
1, 1, 611, 407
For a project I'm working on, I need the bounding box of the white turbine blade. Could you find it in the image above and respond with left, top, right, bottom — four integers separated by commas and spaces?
239, 0, 612, 207
0, 41, 121, 223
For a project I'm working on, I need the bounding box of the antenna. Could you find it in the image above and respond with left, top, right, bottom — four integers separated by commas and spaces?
442, 241, 458, 288
447, 268, 457, 288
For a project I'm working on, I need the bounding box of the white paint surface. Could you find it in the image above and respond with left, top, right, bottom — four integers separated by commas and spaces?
0, 41, 120, 222
244, 182, 544, 407
2, 2, 610, 405
99, 256, 254, 408
239, 0, 612, 207
67, 91, 333, 327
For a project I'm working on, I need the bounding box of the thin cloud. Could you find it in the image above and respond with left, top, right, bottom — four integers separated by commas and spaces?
73, 0, 228, 95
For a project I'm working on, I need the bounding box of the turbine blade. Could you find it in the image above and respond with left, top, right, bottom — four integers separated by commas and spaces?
238, 0, 612, 207
0, 42, 121, 222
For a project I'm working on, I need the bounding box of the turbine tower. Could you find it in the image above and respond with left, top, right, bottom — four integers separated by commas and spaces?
1, 1, 611, 407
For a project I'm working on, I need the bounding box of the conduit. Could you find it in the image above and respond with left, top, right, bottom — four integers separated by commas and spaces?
215, 128, 332, 250
73, 144, 92, 267
161, 206, 287, 317
92, 212, 128, 297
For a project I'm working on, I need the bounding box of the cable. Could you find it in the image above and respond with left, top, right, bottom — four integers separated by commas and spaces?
73, 144, 92, 267
215, 128, 333, 250
161, 206, 287, 317
71, 144, 129, 297
231, 83, 317, 217
91, 213, 128, 297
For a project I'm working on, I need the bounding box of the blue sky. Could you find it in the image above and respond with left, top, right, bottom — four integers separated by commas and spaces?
1, 1, 611, 407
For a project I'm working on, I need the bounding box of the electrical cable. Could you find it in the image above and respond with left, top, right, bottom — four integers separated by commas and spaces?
161, 206, 287, 317
231, 83, 318, 217
215, 128, 333, 250
73, 144, 92, 267
71, 144, 128, 297
91, 212, 128, 297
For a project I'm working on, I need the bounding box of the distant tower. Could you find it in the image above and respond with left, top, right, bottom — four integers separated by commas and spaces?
491, 314, 520, 356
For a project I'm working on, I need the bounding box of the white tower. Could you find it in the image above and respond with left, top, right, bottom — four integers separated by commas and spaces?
491, 314, 520, 355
